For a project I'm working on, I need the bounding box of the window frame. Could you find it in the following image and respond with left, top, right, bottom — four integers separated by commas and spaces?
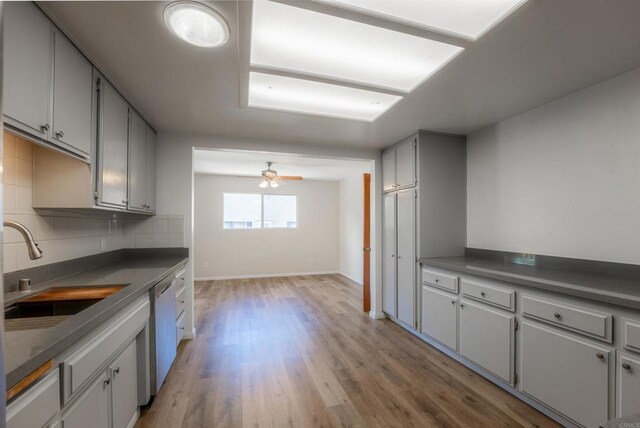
223, 192, 298, 230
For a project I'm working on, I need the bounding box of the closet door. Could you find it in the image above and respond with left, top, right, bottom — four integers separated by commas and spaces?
382, 193, 397, 317
382, 148, 396, 192
396, 189, 416, 328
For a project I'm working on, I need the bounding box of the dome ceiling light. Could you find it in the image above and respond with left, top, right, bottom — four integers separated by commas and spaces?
164, 1, 229, 48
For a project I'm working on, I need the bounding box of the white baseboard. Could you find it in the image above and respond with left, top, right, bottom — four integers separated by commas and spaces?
339, 272, 363, 285
369, 311, 386, 320
183, 327, 196, 339
195, 271, 339, 281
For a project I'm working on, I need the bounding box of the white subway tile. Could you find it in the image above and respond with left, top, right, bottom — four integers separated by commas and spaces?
124, 233, 136, 248
135, 234, 153, 248
3, 243, 17, 273
16, 136, 33, 161
168, 233, 184, 247
152, 217, 168, 234
152, 233, 169, 248
16, 158, 33, 188
136, 217, 153, 234
4, 154, 16, 185
168, 217, 184, 234
15, 186, 34, 214
36, 216, 55, 240
4, 184, 17, 214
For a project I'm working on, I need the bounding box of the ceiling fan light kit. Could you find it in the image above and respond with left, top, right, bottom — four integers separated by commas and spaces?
255, 161, 302, 188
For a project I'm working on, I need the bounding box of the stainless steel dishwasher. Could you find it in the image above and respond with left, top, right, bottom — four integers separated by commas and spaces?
149, 276, 177, 395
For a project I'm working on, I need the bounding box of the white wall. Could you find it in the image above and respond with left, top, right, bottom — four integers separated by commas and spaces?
155, 132, 383, 333
467, 66, 640, 264
339, 175, 364, 284
194, 175, 339, 279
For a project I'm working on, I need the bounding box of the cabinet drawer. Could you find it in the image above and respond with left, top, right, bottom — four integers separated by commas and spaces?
176, 285, 186, 320
461, 278, 515, 311
7, 369, 60, 428
421, 268, 458, 293
522, 295, 612, 342
63, 297, 149, 400
622, 318, 640, 352
176, 311, 186, 345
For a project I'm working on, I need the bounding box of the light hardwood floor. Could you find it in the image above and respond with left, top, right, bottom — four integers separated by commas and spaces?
136, 274, 558, 428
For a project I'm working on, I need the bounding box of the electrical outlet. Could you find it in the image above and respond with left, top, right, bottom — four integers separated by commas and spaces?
100, 238, 106, 252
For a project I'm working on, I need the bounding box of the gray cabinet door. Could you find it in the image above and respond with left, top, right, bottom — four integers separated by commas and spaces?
145, 126, 157, 212
52, 31, 93, 157
128, 110, 147, 211
395, 138, 416, 189
421, 286, 458, 351
459, 299, 514, 384
382, 148, 396, 192
396, 189, 416, 328
382, 193, 396, 317
97, 79, 129, 208
3, 1, 53, 138
62, 373, 110, 428
111, 340, 138, 428
521, 322, 610, 427
617, 352, 640, 418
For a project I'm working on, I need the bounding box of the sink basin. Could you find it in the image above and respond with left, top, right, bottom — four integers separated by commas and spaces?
4, 285, 127, 328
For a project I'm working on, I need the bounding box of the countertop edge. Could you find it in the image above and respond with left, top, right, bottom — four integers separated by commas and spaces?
419, 258, 640, 311
5, 257, 188, 390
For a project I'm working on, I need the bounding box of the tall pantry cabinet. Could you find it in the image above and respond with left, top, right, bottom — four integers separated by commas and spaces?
382, 132, 466, 330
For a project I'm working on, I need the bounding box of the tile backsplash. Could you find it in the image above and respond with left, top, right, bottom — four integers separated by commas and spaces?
3, 132, 184, 274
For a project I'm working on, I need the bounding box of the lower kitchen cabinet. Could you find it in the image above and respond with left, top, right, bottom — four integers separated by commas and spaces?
459, 299, 514, 384
111, 341, 139, 428
617, 352, 640, 418
63, 339, 138, 428
421, 285, 458, 351
62, 372, 110, 428
521, 322, 611, 428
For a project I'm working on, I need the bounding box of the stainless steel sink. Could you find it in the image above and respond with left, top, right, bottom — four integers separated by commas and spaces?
4, 284, 127, 331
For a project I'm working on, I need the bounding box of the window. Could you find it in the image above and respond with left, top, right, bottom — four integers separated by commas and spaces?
223, 193, 297, 229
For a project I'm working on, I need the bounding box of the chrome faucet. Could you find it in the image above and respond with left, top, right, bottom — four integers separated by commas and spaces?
4, 220, 43, 260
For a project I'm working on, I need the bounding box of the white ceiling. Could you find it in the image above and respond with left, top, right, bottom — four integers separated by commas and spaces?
42, 0, 640, 149
194, 149, 372, 180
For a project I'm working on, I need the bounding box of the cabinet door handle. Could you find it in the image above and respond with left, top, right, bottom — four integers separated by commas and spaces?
113, 367, 120, 376
396, 256, 402, 259
55, 131, 64, 139
41, 123, 50, 132
450, 300, 455, 305
596, 352, 605, 360
103, 378, 111, 387
622, 362, 632, 371
553, 312, 561, 319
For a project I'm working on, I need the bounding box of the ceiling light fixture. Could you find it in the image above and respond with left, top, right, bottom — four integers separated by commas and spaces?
164, 1, 229, 48
316, 0, 527, 41
248, 72, 402, 122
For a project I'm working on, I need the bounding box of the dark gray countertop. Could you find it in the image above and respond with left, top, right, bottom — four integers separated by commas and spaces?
419, 254, 640, 310
4, 251, 188, 389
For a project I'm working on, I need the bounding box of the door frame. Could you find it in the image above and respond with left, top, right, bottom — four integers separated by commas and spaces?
363, 173, 371, 312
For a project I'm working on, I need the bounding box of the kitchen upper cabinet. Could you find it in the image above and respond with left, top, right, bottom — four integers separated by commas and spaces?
145, 126, 157, 213
110, 341, 139, 428
421, 285, 458, 351
52, 31, 93, 157
396, 189, 416, 328
128, 110, 147, 212
382, 193, 397, 317
97, 78, 129, 209
395, 138, 416, 189
459, 299, 515, 385
521, 322, 611, 428
62, 373, 110, 428
382, 149, 396, 192
617, 352, 640, 419
4, 2, 93, 158
382, 137, 416, 193
3, 1, 53, 139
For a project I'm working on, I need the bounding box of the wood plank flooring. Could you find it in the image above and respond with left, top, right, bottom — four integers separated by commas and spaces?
136, 274, 558, 428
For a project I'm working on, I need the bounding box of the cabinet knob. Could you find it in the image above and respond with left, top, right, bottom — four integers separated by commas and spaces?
451, 300, 455, 305
460, 303, 464, 309
122, 199, 128, 205
113, 367, 120, 375
391, 255, 395, 258
622, 362, 632, 371
55, 131, 64, 139
480, 291, 486, 297
41, 123, 50, 132
434, 278, 440, 283
103, 378, 111, 387
596, 352, 605, 360
553, 312, 561, 319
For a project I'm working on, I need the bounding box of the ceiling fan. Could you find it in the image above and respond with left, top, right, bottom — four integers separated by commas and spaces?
254, 162, 303, 188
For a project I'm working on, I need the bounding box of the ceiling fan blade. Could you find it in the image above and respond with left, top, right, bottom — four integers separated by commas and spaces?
278, 176, 303, 180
